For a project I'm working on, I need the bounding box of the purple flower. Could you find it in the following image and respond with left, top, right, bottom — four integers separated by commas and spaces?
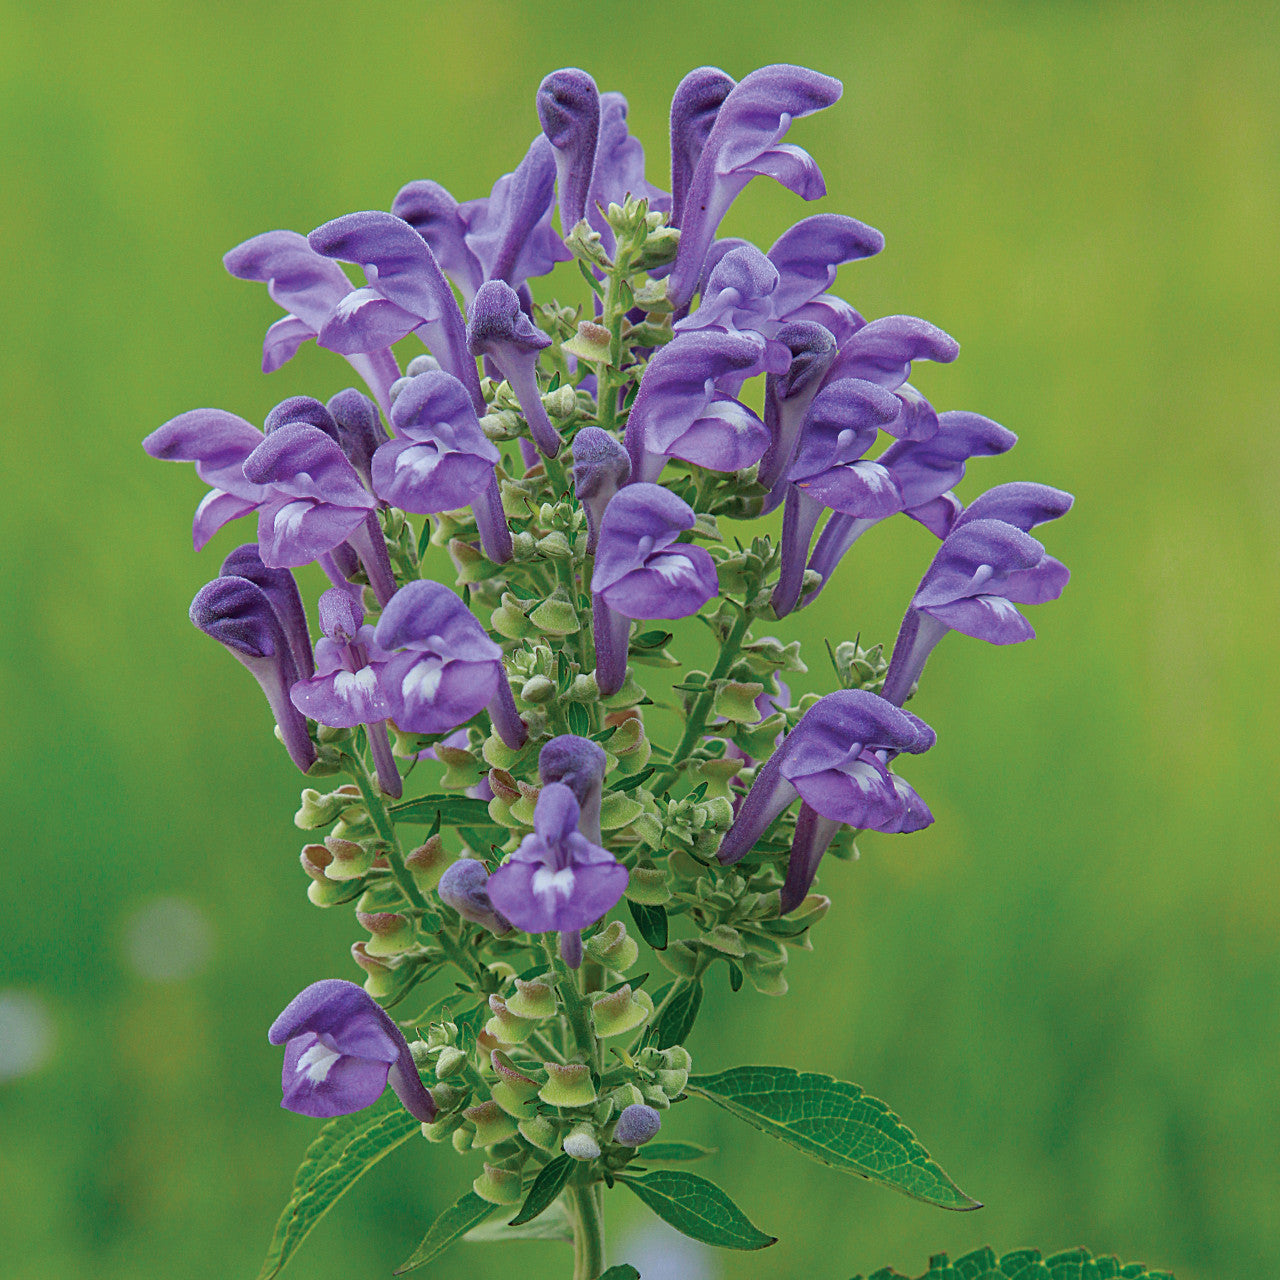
219, 543, 313, 680
392, 134, 568, 302
614, 1103, 662, 1146
588, 92, 670, 252
327, 388, 388, 489
373, 581, 526, 749
590, 484, 718, 697
803, 411, 1020, 608
307, 211, 485, 416
485, 783, 629, 967
669, 67, 736, 229
242, 423, 398, 606
289, 589, 401, 798
374, 369, 512, 563
667, 64, 843, 312
772, 378, 904, 616
190, 575, 315, 772
571, 427, 631, 553
142, 407, 268, 551
881, 512, 1071, 706
538, 734, 609, 846
438, 858, 512, 935
222, 230, 402, 414
538, 68, 600, 233
717, 690, 935, 913
268, 979, 436, 1122
622, 329, 780, 484
466, 280, 559, 458
765, 214, 884, 319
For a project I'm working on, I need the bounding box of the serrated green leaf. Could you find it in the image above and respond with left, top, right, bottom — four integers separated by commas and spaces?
395, 1190, 496, 1274
391, 794, 497, 826
652, 978, 702, 1049
628, 898, 669, 950
634, 1141, 717, 1162
618, 1169, 775, 1250
600, 1267, 642, 1280
850, 1245, 1175, 1280
508, 1155, 574, 1226
687, 1065, 979, 1211
257, 1095, 420, 1280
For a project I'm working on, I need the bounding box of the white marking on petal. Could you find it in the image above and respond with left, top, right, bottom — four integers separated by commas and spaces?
333, 288, 375, 319
532, 866, 576, 902
402, 658, 444, 705
841, 760, 881, 793
651, 553, 698, 586
334, 668, 379, 698
982, 594, 1019, 618
276, 500, 311, 539
296, 1041, 343, 1083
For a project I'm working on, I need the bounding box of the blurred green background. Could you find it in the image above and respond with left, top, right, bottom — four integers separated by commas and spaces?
3, 1, 1278, 1277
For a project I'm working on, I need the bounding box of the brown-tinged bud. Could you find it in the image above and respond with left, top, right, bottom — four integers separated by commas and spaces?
356, 910, 414, 957
463, 1099, 518, 1148
490, 1050, 542, 1117
404, 836, 447, 891
323, 835, 373, 880
350, 941, 397, 997
483, 994, 536, 1044
538, 1062, 596, 1108
504, 978, 556, 1021
472, 1162, 523, 1204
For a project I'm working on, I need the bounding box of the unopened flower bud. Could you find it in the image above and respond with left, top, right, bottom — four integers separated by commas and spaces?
613, 1103, 662, 1147
520, 675, 557, 704
505, 978, 556, 1021
438, 859, 511, 935
404, 836, 447, 891
584, 921, 639, 971
405, 354, 440, 376
564, 1121, 601, 1161
451, 1125, 474, 1154
544, 384, 578, 418
473, 1162, 523, 1205
518, 1114, 559, 1151
350, 941, 397, 997
421, 1111, 465, 1142
539, 1062, 596, 1108
323, 835, 373, 881
356, 911, 413, 957
435, 1046, 467, 1080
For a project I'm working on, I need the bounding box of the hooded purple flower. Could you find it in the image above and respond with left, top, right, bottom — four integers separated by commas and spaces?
539, 734, 609, 846
242, 423, 398, 606
803, 411, 1020, 608
669, 67, 737, 229
571, 427, 631, 553
590, 483, 718, 697
374, 368, 512, 564
308, 211, 485, 416
373, 581, 526, 749
289, 590, 401, 798
766, 214, 884, 320
222, 230, 402, 414
880, 512, 1071, 706
269, 979, 436, 1122
143, 408, 269, 551
466, 280, 560, 458
219, 543, 313, 680
538, 68, 601, 234
622, 329, 780, 484
438, 858, 512, 935
587, 91, 670, 251
718, 690, 935, 913
485, 783, 628, 967
392, 133, 568, 304
190, 575, 315, 772
772, 378, 904, 616
326, 388, 387, 490
667, 64, 843, 312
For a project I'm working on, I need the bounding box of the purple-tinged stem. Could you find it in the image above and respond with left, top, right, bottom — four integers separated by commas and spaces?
780, 802, 842, 915
591, 593, 631, 699
347, 513, 398, 607
772, 487, 824, 618
366, 720, 403, 799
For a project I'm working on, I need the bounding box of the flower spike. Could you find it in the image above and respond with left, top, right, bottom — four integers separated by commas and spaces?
537, 68, 601, 234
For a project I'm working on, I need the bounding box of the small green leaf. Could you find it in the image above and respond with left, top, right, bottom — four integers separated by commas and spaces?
631, 629, 674, 650
687, 1065, 979, 1211
508, 1155, 575, 1226
618, 1169, 775, 1250
628, 898, 669, 950
848, 1244, 1176, 1279
567, 702, 591, 736
257, 1095, 420, 1280
600, 1267, 642, 1280
390, 794, 496, 826
726, 960, 744, 992
652, 978, 702, 1049
636, 1141, 717, 1162
395, 1190, 496, 1274
466, 1199, 573, 1243
612, 766, 658, 793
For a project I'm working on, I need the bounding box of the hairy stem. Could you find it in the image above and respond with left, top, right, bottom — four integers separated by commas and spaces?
663, 608, 753, 775
568, 1180, 606, 1280
342, 751, 426, 911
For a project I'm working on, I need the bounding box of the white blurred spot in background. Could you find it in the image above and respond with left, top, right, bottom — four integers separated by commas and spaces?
0, 990, 56, 1081
617, 1220, 718, 1280
124, 896, 213, 981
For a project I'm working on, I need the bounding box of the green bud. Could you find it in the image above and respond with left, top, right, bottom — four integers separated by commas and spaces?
544, 384, 578, 418
482, 734, 521, 770
520, 674, 557, 704
733, 712, 787, 759
511, 530, 538, 560
534, 531, 574, 561
655, 1067, 689, 1096
629, 812, 664, 849
451, 1124, 474, 1154
464, 1099, 518, 1148
661, 1046, 692, 1072
625, 865, 671, 906
509, 781, 539, 826
356, 910, 414, 957
640, 1084, 671, 1110
539, 1062, 596, 1108
591, 985, 653, 1038
562, 319, 612, 363
631, 277, 671, 313
695, 758, 742, 803
435, 1046, 467, 1080
431, 1082, 466, 1113
743, 951, 789, 996
563, 1120, 602, 1161
600, 792, 644, 831
633, 225, 681, 270
697, 796, 735, 831
703, 925, 745, 957
584, 920, 639, 971
350, 942, 397, 997
491, 593, 536, 640
421, 1113, 465, 1142
404, 836, 448, 891
505, 978, 556, 1021
484, 995, 536, 1045
322, 835, 373, 881
528, 592, 580, 634
564, 220, 612, 269
295, 784, 362, 829
611, 1083, 646, 1109
299, 844, 342, 905
490, 1051, 542, 1117
473, 1162, 523, 1205
565, 672, 598, 702
518, 1114, 559, 1151
425, 1022, 457, 1050
655, 940, 700, 978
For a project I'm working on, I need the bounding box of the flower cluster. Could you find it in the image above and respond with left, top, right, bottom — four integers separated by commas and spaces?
147, 62, 1070, 1276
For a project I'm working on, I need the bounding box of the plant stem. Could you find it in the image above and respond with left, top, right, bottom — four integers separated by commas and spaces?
568, 1181, 606, 1280
544, 936, 600, 1070
342, 752, 427, 911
